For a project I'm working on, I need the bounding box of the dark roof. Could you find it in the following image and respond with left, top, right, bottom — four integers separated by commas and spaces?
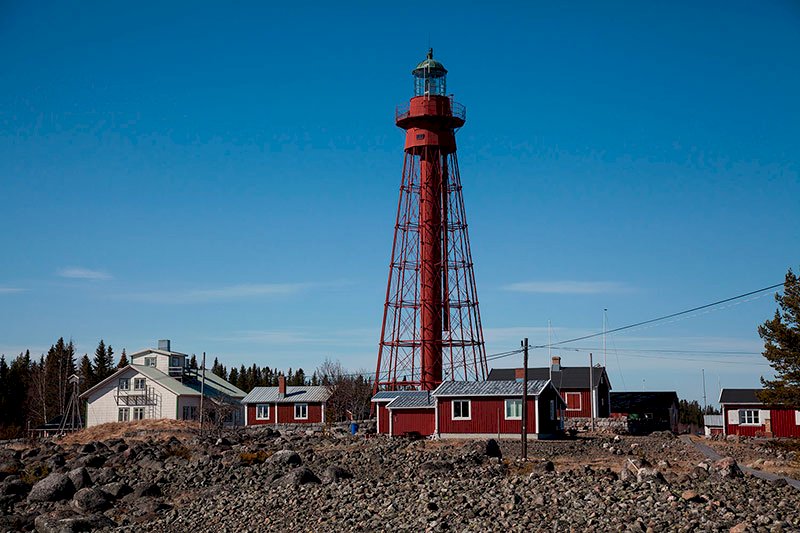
488, 367, 608, 389
387, 391, 435, 409
719, 388, 762, 405
434, 380, 551, 397
611, 392, 678, 412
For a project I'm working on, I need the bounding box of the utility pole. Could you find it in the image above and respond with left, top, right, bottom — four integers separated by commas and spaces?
603, 309, 607, 369
702, 368, 707, 412
521, 337, 529, 461
589, 352, 595, 432
199, 352, 206, 434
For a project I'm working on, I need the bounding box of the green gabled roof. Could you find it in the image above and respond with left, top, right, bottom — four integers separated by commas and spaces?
413, 48, 447, 75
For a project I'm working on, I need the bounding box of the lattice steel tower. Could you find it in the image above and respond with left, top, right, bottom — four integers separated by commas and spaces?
374, 49, 487, 391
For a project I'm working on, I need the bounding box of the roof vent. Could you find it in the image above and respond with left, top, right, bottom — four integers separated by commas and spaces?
158, 339, 171, 352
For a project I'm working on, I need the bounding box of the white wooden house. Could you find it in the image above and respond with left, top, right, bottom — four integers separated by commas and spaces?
80, 340, 246, 427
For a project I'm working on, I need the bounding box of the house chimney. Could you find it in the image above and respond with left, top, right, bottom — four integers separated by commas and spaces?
278, 375, 286, 397
514, 368, 526, 382
551, 356, 561, 372
158, 339, 171, 352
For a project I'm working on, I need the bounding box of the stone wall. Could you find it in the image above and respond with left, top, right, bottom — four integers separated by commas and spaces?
564, 416, 629, 434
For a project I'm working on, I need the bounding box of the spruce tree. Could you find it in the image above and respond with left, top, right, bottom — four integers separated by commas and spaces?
117, 349, 128, 368
78, 355, 94, 393
93, 340, 114, 385
759, 268, 800, 406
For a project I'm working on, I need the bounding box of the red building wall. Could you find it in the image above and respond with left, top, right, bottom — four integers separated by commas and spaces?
391, 408, 435, 436
437, 398, 537, 435
377, 403, 390, 434
246, 403, 274, 425
277, 403, 323, 424
560, 389, 592, 418
723, 404, 767, 436
245, 402, 323, 425
771, 408, 800, 438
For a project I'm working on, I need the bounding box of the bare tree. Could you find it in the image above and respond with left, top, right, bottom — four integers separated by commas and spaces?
316, 358, 373, 422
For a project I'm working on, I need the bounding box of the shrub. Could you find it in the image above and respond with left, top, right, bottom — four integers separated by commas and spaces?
20, 464, 49, 485
239, 450, 270, 465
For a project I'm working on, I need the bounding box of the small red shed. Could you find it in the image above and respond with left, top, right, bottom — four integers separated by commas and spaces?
242, 376, 331, 426
720, 388, 800, 438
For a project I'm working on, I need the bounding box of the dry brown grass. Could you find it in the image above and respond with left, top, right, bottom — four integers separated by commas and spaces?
59, 419, 199, 445
239, 450, 271, 464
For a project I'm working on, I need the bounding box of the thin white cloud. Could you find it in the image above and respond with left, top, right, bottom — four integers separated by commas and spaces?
0, 287, 26, 294
59, 267, 113, 281
503, 281, 634, 294
123, 283, 311, 304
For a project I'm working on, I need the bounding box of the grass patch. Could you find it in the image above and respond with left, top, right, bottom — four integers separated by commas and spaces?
239, 450, 271, 465
20, 464, 49, 485
165, 445, 192, 461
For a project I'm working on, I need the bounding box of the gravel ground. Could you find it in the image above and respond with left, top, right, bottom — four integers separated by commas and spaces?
1, 426, 799, 532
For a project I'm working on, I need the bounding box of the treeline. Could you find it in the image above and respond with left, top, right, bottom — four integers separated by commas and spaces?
0, 338, 374, 436
678, 399, 720, 427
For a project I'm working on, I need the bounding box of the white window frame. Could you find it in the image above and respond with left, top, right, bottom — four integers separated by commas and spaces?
256, 404, 270, 420
504, 399, 522, 420
452, 399, 471, 420
132, 407, 145, 420
118, 407, 130, 422
739, 409, 760, 425
118, 378, 130, 391
294, 403, 308, 420
144, 357, 157, 367
133, 378, 146, 390
564, 392, 582, 411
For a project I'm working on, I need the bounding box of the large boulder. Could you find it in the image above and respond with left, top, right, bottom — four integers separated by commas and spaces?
99, 481, 132, 500
66, 468, 92, 491
485, 439, 502, 459
34, 511, 114, 533
712, 457, 743, 478
273, 467, 320, 487
70, 488, 110, 513
132, 482, 162, 498
27, 473, 76, 502
268, 450, 302, 467
321, 465, 353, 484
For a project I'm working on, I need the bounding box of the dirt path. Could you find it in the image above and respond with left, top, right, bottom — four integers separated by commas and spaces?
680, 435, 800, 490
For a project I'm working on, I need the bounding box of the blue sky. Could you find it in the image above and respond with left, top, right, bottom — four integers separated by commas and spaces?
1, 1, 798, 404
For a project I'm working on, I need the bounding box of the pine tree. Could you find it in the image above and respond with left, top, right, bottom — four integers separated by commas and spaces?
759, 268, 800, 406
228, 367, 239, 387
189, 355, 198, 369
117, 349, 128, 368
0, 355, 8, 427
92, 339, 114, 386
106, 344, 115, 369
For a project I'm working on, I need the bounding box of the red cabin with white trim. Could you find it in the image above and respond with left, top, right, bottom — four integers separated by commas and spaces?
242, 376, 331, 426
720, 388, 800, 438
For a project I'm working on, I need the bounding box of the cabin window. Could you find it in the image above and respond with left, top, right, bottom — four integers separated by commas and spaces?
132, 407, 145, 420
118, 408, 130, 422
144, 357, 157, 367
182, 406, 198, 420
171, 356, 180, 367
452, 400, 471, 420
564, 392, 582, 411
133, 378, 146, 390
550, 400, 556, 421
294, 403, 308, 420
504, 399, 522, 420
739, 409, 760, 425
256, 404, 270, 420
118, 378, 130, 391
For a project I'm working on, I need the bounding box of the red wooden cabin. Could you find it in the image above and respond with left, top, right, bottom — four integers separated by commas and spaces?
721, 388, 800, 438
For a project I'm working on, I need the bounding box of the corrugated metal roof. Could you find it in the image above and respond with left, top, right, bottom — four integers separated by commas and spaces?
127, 365, 199, 396
434, 380, 550, 397
719, 388, 762, 404
182, 369, 246, 399
242, 386, 331, 404
489, 367, 608, 389
704, 415, 724, 427
372, 390, 405, 401
387, 391, 435, 409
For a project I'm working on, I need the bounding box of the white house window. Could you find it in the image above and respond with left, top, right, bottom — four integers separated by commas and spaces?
505, 399, 522, 420
452, 400, 471, 420
134, 378, 146, 390
256, 404, 270, 420
171, 356, 180, 367
739, 409, 760, 425
294, 403, 308, 420
118, 378, 130, 391
144, 357, 157, 367
132, 407, 145, 420
118, 408, 130, 422
182, 406, 198, 420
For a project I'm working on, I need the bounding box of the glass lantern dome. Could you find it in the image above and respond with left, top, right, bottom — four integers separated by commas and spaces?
412, 48, 447, 96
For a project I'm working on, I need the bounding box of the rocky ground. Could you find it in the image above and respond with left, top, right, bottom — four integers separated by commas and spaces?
1, 423, 799, 532
701, 437, 800, 479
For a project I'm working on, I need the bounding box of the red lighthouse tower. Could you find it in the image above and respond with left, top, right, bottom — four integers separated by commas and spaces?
375, 49, 488, 391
